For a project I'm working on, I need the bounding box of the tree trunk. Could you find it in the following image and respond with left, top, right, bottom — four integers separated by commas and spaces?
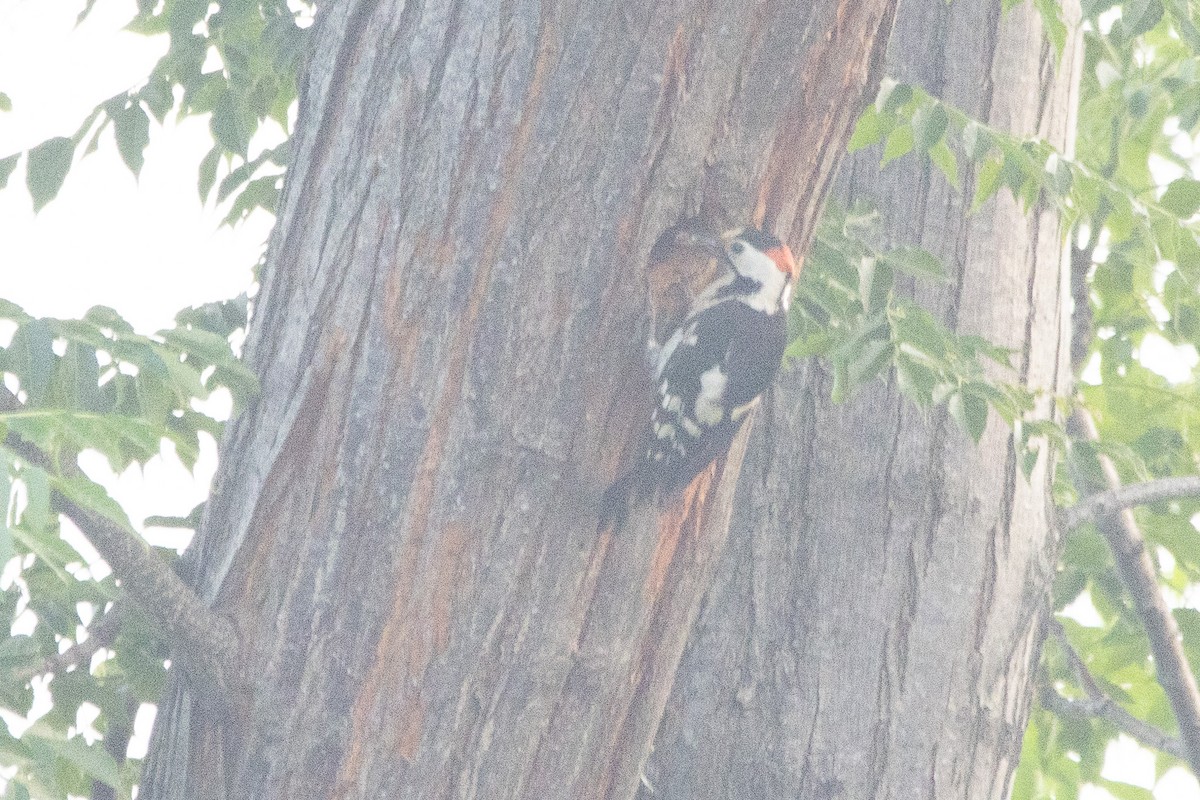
140, 0, 898, 797
642, 1, 1082, 799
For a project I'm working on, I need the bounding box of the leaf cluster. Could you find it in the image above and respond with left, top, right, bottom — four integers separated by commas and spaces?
0, 298, 255, 799
832, 2, 1200, 794
792, 203, 1035, 445
0, 0, 309, 220
1003, 2, 1200, 798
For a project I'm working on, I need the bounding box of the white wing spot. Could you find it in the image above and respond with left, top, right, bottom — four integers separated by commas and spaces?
695, 366, 727, 426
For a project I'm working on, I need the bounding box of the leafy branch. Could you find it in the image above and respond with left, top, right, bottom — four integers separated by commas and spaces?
1068, 409, 1200, 774
794, 203, 1037, 444
1043, 619, 1189, 761
2, 425, 240, 698
0, 297, 257, 795
0, 1, 309, 217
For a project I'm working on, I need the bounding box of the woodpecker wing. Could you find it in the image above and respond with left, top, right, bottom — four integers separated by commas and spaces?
649, 299, 787, 493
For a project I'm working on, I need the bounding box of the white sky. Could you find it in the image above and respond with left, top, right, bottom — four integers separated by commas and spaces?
0, 2, 1198, 799
0, 0, 272, 330
0, 0, 275, 553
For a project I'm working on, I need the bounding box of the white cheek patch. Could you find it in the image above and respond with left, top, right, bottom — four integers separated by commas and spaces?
694, 366, 727, 426
730, 249, 791, 315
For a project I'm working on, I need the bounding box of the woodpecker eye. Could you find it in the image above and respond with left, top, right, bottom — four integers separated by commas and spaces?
730, 241, 745, 255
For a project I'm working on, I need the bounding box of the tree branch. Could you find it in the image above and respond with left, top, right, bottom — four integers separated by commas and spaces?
1045, 620, 1189, 761
1064, 476, 1200, 530
1040, 689, 1189, 761
1068, 409, 1200, 775
1, 424, 242, 700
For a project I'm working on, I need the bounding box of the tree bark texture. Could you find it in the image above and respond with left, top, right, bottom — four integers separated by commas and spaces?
643, 1, 1082, 798
140, 0, 898, 798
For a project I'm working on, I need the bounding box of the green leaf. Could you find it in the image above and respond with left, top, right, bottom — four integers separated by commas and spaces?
0, 92, 11, 112
223, 174, 281, 224
877, 79, 913, 113
111, 100, 151, 176
882, 125, 914, 166
1097, 778, 1155, 800
141, 74, 174, 122
216, 157, 259, 203
895, 356, 937, 406
0, 298, 31, 324
209, 363, 260, 409
1122, 0, 1165, 37
75, 0, 101, 25
144, 501, 204, 530
1034, 0, 1068, 57
7, 318, 56, 405
961, 121, 994, 161
947, 388, 989, 442
211, 91, 250, 156
198, 145, 222, 200
0, 468, 11, 577
1170, 0, 1200, 52
48, 473, 134, 533
161, 326, 238, 363
972, 155, 1004, 210
856, 256, 892, 314
25, 137, 74, 211
0, 153, 19, 191
1159, 177, 1200, 218
881, 246, 948, 282
24, 723, 122, 789
18, 467, 50, 543
848, 105, 886, 152
912, 102, 949, 152
929, 140, 960, 190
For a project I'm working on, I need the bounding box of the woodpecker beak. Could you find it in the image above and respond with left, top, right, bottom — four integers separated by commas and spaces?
766, 244, 797, 278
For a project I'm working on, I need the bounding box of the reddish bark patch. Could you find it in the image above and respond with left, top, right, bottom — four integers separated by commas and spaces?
336, 10, 560, 789
756, 0, 897, 238
643, 468, 713, 602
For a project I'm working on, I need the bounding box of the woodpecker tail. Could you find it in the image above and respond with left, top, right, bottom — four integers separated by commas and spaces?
598, 467, 653, 532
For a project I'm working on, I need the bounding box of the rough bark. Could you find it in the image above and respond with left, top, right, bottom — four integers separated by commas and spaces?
140, 0, 897, 797
643, 1, 1082, 798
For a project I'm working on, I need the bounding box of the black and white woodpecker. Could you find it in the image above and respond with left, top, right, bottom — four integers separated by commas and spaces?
600, 226, 798, 529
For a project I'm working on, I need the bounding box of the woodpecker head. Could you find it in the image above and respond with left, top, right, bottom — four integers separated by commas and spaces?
705, 227, 796, 312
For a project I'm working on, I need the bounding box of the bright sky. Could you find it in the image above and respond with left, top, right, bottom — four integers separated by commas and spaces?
1, 1, 1198, 798
0, 0, 276, 553
0, 0, 272, 329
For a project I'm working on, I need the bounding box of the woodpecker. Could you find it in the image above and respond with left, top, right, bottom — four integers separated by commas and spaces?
600, 226, 798, 529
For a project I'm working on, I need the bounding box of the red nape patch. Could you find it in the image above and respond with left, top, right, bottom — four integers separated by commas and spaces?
766, 244, 797, 277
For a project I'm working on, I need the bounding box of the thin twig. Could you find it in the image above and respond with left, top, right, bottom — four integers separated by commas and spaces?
1068, 409, 1200, 775
1046, 620, 1188, 760
15, 602, 126, 681
1064, 476, 1200, 530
